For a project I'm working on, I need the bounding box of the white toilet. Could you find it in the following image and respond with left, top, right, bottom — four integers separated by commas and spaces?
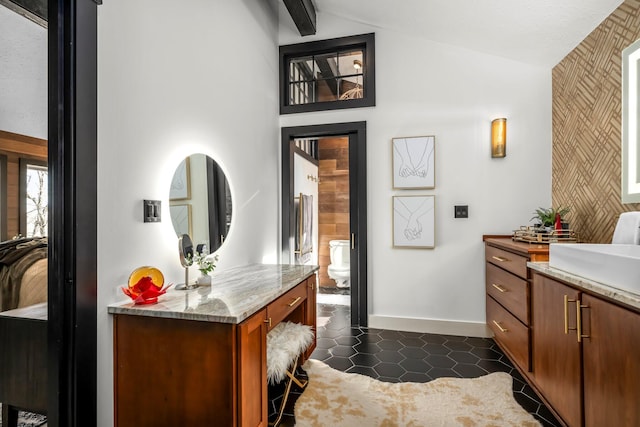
327, 240, 350, 288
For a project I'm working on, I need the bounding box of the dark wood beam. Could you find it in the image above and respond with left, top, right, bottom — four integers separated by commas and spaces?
283, 0, 316, 36
0, 0, 46, 27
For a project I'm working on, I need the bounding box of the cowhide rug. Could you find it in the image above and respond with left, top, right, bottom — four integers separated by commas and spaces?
294, 359, 541, 427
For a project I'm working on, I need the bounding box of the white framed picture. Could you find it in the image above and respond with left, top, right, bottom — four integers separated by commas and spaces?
393, 195, 435, 248
169, 204, 192, 238
392, 136, 435, 189
170, 157, 191, 200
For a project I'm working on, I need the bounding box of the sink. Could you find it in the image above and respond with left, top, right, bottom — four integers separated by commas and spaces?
549, 243, 640, 294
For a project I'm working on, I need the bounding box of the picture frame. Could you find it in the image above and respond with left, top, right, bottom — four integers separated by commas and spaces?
170, 157, 191, 200
392, 136, 435, 189
393, 195, 435, 248
169, 204, 192, 238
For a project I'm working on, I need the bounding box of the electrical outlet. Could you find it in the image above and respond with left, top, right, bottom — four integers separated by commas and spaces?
454, 205, 468, 218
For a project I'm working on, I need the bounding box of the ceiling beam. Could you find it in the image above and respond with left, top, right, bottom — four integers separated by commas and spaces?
283, 0, 316, 36
0, 0, 47, 27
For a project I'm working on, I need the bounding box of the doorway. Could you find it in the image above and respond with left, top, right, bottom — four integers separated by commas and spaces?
281, 122, 367, 326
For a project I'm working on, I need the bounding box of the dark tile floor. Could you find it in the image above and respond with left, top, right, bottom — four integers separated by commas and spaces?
268, 302, 561, 427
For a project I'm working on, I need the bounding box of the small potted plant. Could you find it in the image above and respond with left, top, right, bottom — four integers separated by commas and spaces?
191, 252, 219, 286
531, 206, 571, 230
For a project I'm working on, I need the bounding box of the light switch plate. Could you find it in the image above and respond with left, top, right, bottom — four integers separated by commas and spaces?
143, 200, 161, 223
454, 205, 468, 218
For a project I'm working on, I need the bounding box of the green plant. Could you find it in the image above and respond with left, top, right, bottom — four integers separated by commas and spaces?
531, 206, 570, 227
189, 253, 219, 275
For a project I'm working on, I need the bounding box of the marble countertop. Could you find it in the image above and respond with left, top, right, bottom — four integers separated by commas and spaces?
0, 302, 47, 320
108, 264, 319, 324
528, 262, 640, 311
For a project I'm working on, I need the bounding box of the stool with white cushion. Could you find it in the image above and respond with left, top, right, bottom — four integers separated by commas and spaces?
266, 321, 314, 426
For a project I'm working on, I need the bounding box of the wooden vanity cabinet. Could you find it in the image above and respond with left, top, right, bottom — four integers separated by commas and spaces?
237, 309, 268, 427
532, 272, 640, 427
531, 274, 582, 427
305, 275, 317, 360
113, 275, 316, 427
483, 237, 549, 374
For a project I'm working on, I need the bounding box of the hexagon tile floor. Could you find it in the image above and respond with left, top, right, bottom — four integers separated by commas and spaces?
268, 302, 562, 427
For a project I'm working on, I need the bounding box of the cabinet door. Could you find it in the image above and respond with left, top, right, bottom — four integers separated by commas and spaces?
531, 274, 582, 427
237, 309, 268, 427
305, 276, 318, 360
582, 295, 640, 427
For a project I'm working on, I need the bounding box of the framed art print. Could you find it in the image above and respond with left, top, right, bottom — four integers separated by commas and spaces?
392, 136, 435, 189
170, 157, 191, 200
393, 195, 435, 248
169, 204, 192, 238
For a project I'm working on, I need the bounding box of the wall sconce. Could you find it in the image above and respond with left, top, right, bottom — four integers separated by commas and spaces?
491, 118, 507, 158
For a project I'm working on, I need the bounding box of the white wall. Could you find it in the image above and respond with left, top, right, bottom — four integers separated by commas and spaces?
0, 6, 46, 139
279, 12, 552, 335
97, 1, 280, 425
294, 153, 319, 265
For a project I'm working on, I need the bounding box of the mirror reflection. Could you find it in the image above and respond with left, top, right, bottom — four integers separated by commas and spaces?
169, 153, 232, 253
622, 37, 640, 203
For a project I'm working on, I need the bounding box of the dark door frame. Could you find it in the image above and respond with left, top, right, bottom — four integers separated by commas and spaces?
48, 1, 98, 426
281, 122, 368, 326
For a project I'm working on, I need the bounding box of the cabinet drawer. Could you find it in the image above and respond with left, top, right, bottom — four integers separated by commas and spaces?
266, 282, 307, 331
487, 296, 530, 372
486, 245, 528, 279
486, 263, 529, 325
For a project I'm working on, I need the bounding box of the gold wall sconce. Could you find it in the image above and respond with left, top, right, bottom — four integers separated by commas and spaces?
491, 118, 507, 158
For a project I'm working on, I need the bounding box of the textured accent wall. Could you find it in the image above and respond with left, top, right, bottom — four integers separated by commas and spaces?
318, 137, 350, 289
552, 0, 640, 243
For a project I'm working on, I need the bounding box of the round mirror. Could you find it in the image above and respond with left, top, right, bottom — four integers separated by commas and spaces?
169, 153, 232, 253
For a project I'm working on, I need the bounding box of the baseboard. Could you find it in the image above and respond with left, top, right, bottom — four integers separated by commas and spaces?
368, 315, 493, 338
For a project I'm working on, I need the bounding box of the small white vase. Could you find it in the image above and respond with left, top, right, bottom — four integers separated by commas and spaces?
197, 273, 211, 286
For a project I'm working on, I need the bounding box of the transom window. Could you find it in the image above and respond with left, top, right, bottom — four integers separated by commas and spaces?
280, 33, 375, 114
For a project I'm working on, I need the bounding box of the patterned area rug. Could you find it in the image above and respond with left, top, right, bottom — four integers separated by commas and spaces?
0, 405, 47, 427
294, 359, 541, 427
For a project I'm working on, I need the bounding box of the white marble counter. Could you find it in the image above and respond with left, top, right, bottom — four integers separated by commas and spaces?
108, 264, 319, 324
528, 262, 640, 311
0, 302, 47, 320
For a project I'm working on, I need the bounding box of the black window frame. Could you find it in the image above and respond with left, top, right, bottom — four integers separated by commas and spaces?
279, 33, 375, 114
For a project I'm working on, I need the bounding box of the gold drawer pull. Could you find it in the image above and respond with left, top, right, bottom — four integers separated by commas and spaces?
491, 283, 507, 293
492, 256, 508, 262
576, 299, 590, 342
288, 296, 302, 307
264, 318, 272, 328
492, 320, 508, 333
564, 295, 576, 334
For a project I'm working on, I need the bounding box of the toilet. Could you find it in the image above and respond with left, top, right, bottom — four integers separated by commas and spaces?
327, 240, 350, 288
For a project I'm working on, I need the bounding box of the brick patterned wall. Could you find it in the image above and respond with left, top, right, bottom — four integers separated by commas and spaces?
318, 137, 350, 288
552, 0, 640, 243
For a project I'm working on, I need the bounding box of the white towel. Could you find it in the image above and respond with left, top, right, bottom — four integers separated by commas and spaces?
612, 212, 640, 244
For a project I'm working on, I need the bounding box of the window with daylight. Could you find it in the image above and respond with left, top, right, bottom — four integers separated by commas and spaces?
0, 155, 6, 240
280, 33, 375, 114
20, 159, 48, 237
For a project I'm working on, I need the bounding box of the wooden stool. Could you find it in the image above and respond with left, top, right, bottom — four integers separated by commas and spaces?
266, 321, 314, 426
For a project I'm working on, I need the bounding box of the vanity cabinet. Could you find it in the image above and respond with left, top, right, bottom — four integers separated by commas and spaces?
111, 265, 318, 427
484, 237, 549, 374
305, 276, 317, 359
531, 274, 582, 427
531, 272, 640, 427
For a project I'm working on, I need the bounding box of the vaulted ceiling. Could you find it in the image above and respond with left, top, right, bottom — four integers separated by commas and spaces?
283, 0, 625, 67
